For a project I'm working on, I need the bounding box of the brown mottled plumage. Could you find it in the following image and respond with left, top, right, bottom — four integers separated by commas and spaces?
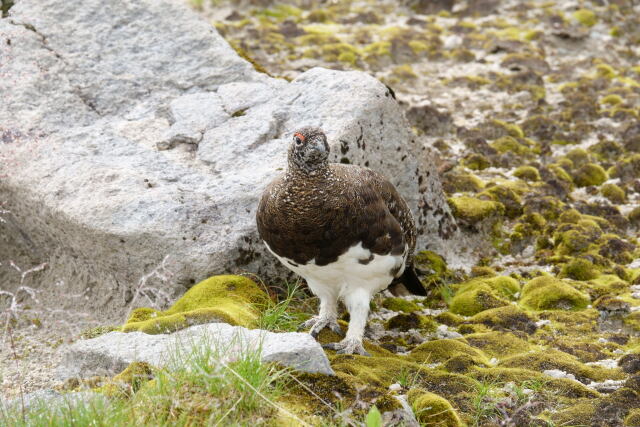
256, 127, 425, 355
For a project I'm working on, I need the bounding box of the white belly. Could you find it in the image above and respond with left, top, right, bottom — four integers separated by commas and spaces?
264, 241, 407, 298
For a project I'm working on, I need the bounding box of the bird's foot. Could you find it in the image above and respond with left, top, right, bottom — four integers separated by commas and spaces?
322, 338, 371, 356
299, 316, 344, 339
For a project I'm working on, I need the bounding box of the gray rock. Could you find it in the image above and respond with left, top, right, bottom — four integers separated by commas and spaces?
57, 323, 334, 380
0, 0, 459, 320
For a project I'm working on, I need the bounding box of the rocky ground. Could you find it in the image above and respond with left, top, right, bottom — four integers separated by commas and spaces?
2, 0, 640, 425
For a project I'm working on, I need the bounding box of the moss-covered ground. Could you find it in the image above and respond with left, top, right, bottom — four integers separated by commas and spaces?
4, 0, 640, 425
198, 1, 640, 424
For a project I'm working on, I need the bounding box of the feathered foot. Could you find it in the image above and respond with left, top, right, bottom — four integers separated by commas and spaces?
299, 316, 344, 338
323, 338, 371, 356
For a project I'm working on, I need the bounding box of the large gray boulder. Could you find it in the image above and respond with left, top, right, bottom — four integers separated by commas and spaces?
0, 0, 458, 319
56, 323, 335, 378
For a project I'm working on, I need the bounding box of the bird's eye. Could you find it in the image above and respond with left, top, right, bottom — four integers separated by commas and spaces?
294, 136, 303, 145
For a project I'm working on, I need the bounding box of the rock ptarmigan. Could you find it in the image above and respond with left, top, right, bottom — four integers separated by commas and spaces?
256, 127, 427, 355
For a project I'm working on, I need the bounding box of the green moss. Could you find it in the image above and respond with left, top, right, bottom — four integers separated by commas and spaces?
470, 305, 537, 333
407, 389, 463, 427
600, 183, 626, 203
410, 339, 486, 364
385, 313, 437, 332
500, 348, 621, 382
629, 207, 640, 228
519, 276, 590, 311
560, 258, 599, 281
464, 331, 530, 358
362, 41, 391, 61
596, 63, 616, 79
513, 166, 540, 182
229, 42, 271, 75
381, 297, 420, 313
470, 266, 496, 277
80, 325, 119, 339
490, 136, 531, 155
565, 148, 590, 167
625, 312, 640, 332
480, 185, 522, 219
390, 64, 418, 80
625, 409, 640, 426
122, 275, 268, 334
449, 276, 520, 316
408, 40, 429, 55
435, 312, 464, 326
447, 196, 505, 224
610, 154, 640, 181
490, 119, 525, 138
462, 153, 490, 171
321, 43, 359, 65
549, 401, 596, 425
600, 94, 624, 105
549, 164, 574, 186
573, 9, 597, 27
573, 163, 608, 187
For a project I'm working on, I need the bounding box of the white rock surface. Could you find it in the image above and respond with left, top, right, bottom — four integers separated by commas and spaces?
57, 323, 334, 380
0, 0, 458, 319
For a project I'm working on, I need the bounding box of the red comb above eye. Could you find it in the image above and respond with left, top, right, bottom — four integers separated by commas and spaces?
294, 132, 305, 141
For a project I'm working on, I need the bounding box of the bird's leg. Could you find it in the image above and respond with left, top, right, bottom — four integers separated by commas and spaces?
323, 288, 371, 356
299, 286, 343, 338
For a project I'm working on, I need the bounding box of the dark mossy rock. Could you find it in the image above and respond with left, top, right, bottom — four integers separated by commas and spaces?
470, 305, 537, 334
405, 104, 453, 136
619, 353, 640, 374
598, 237, 635, 264
621, 122, 640, 152
461, 152, 491, 170
441, 170, 485, 193
464, 331, 530, 358
479, 184, 523, 219
500, 348, 622, 383
522, 195, 564, 220
610, 154, 640, 183
385, 312, 437, 332
441, 353, 488, 373
520, 114, 561, 143
591, 139, 624, 161
435, 311, 464, 326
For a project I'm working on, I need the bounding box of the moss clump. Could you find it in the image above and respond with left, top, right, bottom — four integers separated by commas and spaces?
470, 305, 537, 334
442, 171, 485, 193
560, 258, 599, 281
229, 42, 271, 75
450, 276, 520, 316
410, 339, 486, 364
447, 196, 505, 225
464, 331, 530, 358
600, 183, 626, 203
610, 154, 640, 182
462, 153, 490, 170
381, 297, 420, 313
573, 9, 597, 27
390, 64, 418, 80
480, 185, 522, 219
500, 349, 620, 383
321, 43, 359, 65
628, 207, 640, 228
407, 389, 462, 427
80, 325, 119, 339
490, 136, 531, 155
625, 409, 640, 426
470, 266, 496, 277
600, 94, 623, 106
513, 166, 540, 182
385, 313, 437, 332
122, 275, 268, 334
573, 163, 608, 187
519, 276, 590, 311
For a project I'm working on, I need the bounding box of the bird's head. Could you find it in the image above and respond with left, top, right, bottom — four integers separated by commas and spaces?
287, 127, 330, 173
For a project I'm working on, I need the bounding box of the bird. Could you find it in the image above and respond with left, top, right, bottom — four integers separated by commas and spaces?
256, 126, 427, 356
